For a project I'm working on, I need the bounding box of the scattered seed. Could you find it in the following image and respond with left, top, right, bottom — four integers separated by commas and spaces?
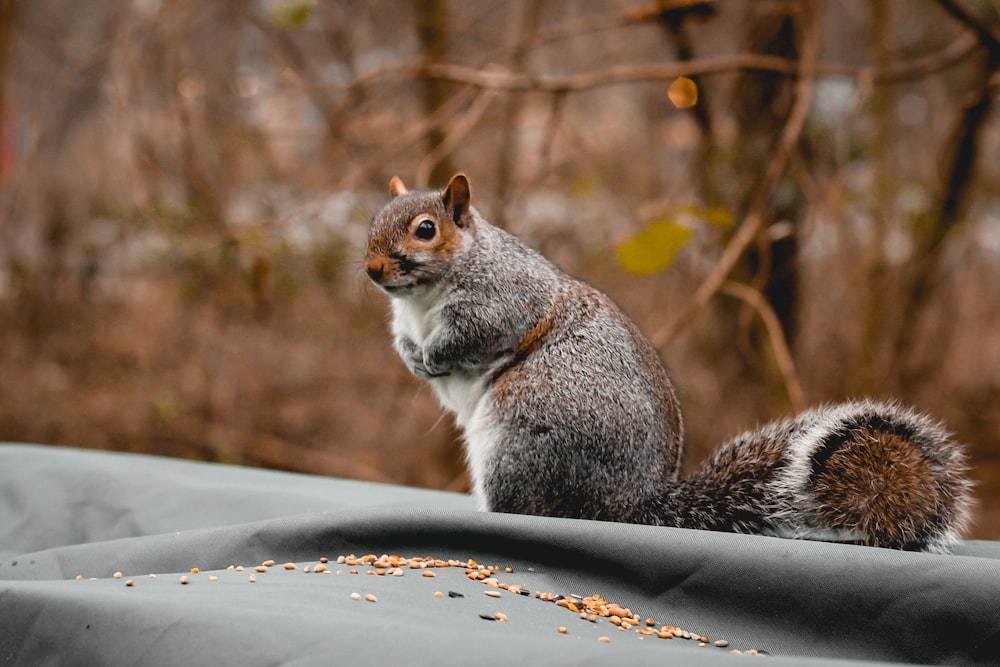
190, 568, 199, 574
149, 574, 157, 579
485, 590, 502, 598
248, 574, 256, 583
598, 637, 611, 643
320, 557, 329, 563
434, 591, 443, 598
208, 575, 218, 581
349, 569, 358, 575
179, 576, 189, 585
283, 563, 296, 570
494, 613, 507, 622
113, 572, 123, 579
75, 575, 83, 580
255, 565, 267, 573
714, 640, 729, 648
350, 593, 361, 601
364, 594, 377, 603
558, 627, 568, 634
235, 566, 244, 572
125, 579, 134, 587
422, 571, 436, 578
262, 560, 276, 567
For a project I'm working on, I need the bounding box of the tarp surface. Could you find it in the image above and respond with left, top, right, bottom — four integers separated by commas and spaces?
1, 443, 998, 666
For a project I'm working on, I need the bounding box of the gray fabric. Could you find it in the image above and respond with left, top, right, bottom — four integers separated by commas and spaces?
1, 443, 998, 666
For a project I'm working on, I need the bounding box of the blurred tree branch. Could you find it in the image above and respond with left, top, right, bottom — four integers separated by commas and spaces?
420, 35, 977, 92
651, 0, 820, 348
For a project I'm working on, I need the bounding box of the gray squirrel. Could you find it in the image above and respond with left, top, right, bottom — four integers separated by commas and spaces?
364, 173, 974, 552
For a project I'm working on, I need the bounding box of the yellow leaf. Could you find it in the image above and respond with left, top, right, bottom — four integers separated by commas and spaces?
616, 220, 693, 275
270, 0, 316, 29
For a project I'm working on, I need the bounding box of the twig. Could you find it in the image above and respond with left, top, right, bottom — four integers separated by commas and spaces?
650, 0, 821, 348
420, 33, 977, 93
720, 281, 806, 412
934, 0, 1000, 52
415, 86, 499, 187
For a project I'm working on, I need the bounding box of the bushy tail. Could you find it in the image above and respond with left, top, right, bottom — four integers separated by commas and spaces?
635, 400, 975, 552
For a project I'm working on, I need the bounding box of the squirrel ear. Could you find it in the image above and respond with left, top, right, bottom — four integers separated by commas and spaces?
442, 173, 471, 226
389, 176, 408, 198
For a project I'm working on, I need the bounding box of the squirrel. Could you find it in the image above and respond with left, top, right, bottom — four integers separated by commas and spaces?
364, 173, 974, 553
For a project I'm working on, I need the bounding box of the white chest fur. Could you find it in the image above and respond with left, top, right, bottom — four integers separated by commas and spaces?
390, 294, 498, 508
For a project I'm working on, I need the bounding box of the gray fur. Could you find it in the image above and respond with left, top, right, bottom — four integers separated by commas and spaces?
365, 175, 974, 552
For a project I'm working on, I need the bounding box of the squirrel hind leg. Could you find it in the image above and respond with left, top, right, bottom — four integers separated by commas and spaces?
803, 404, 974, 552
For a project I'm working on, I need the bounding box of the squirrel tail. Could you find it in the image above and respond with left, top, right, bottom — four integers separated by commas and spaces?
634, 400, 975, 552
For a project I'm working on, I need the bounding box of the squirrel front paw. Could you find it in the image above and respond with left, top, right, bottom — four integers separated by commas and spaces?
397, 337, 450, 379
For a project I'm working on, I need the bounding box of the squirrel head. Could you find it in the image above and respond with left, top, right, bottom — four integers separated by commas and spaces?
365, 173, 474, 295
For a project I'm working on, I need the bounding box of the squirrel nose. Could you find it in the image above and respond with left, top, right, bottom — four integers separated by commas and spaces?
365, 257, 386, 283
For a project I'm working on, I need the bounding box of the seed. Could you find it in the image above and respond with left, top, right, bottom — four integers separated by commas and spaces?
391, 568, 404, 577
699, 636, 710, 643
448, 591, 464, 598
646, 618, 656, 627
350, 593, 361, 600
320, 557, 329, 563
125, 579, 134, 587
190, 568, 199, 574
314, 564, 328, 573
485, 590, 501, 598
149, 574, 157, 579
494, 613, 507, 622
598, 637, 611, 643
558, 627, 568, 634
179, 576, 189, 585
75, 575, 83, 580
714, 640, 729, 648
262, 560, 275, 567
255, 565, 267, 573
235, 566, 244, 572
364, 594, 377, 603
505, 567, 513, 573
208, 575, 218, 582
113, 572, 123, 579
434, 591, 443, 598
349, 569, 358, 575
422, 571, 436, 578
248, 574, 256, 583
304, 565, 311, 573
283, 563, 295, 570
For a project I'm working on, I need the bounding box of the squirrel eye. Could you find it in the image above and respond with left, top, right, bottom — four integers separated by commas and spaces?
414, 218, 437, 241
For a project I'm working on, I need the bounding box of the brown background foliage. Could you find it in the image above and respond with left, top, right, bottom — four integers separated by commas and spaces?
1, 0, 998, 539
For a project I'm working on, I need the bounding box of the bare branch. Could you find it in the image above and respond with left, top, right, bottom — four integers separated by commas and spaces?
417, 34, 977, 94
720, 281, 806, 412
934, 0, 1000, 53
